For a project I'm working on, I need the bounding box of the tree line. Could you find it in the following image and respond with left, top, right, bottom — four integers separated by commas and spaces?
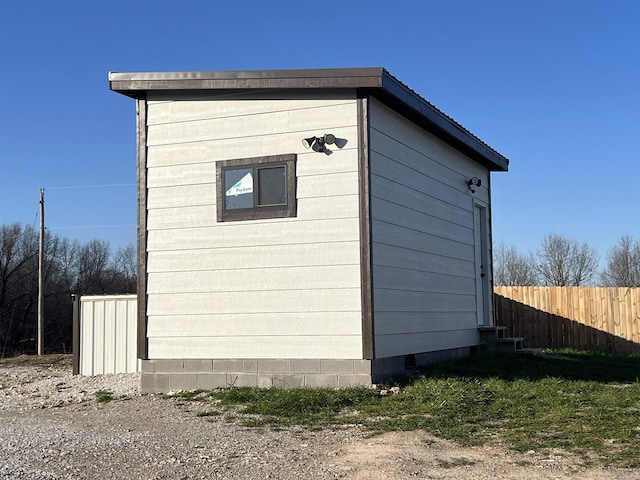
4, 221, 637, 355
0, 222, 136, 357
494, 232, 640, 287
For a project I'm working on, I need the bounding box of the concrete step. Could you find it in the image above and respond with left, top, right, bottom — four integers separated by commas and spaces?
478, 326, 508, 342
516, 347, 543, 356
496, 337, 524, 351
478, 326, 507, 332
478, 326, 526, 352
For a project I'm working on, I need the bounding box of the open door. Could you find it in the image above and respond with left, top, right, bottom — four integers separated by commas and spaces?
473, 203, 491, 326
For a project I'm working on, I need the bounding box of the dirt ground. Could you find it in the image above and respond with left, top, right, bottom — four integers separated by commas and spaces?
4, 396, 640, 479
2, 356, 640, 479
331, 429, 640, 479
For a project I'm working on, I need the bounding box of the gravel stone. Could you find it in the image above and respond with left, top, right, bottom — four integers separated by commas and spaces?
0, 365, 139, 411
0, 362, 360, 479
2, 360, 639, 479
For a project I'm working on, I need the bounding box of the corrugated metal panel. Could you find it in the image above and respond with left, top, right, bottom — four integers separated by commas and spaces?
79, 295, 139, 376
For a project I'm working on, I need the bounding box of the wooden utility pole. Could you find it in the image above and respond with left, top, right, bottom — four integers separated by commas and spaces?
38, 188, 45, 356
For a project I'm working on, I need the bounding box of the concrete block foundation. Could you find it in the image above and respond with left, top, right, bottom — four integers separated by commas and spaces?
140, 347, 473, 393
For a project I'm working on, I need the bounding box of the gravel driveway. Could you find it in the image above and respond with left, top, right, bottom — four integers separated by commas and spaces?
2, 357, 640, 480
0, 359, 359, 479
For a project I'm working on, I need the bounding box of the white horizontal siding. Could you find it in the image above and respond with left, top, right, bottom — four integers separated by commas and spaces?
147, 183, 216, 209
147, 312, 361, 337
371, 196, 473, 245
372, 243, 475, 278
147, 195, 360, 230
147, 94, 355, 125
147, 218, 360, 251
369, 148, 480, 211
146, 159, 358, 198
298, 171, 359, 198
373, 266, 476, 295
369, 107, 490, 202
374, 312, 477, 335
369, 98, 488, 357
370, 173, 472, 226
148, 335, 362, 360
374, 290, 477, 313
147, 265, 361, 294
147, 289, 360, 316
374, 329, 480, 359
144, 94, 363, 360
372, 220, 475, 262
145, 125, 357, 169
147, 162, 213, 188
147, 102, 357, 147
147, 242, 360, 272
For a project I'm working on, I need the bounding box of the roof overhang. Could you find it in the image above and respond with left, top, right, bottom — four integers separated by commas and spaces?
109, 67, 509, 171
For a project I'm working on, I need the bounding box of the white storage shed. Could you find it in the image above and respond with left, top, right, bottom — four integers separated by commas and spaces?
109, 67, 509, 392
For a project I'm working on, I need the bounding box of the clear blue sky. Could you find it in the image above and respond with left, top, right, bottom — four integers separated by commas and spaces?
1, 0, 638, 267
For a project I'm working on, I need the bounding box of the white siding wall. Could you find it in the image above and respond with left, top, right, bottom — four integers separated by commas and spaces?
369, 99, 489, 358
145, 92, 363, 359
80, 295, 138, 375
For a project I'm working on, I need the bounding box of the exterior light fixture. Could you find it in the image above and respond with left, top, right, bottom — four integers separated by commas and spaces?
302, 136, 317, 149
467, 177, 481, 193
302, 134, 336, 153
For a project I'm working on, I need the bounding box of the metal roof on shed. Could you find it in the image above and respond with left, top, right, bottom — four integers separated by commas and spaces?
109, 67, 509, 171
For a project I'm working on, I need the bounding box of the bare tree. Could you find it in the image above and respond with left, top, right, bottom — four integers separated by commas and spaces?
0, 224, 38, 356
43, 236, 81, 352
110, 244, 137, 293
77, 239, 111, 294
534, 232, 599, 286
600, 235, 640, 287
0, 222, 138, 356
493, 243, 537, 286
48, 237, 80, 293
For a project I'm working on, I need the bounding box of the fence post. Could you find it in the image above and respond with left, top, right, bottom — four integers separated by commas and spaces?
72, 294, 80, 375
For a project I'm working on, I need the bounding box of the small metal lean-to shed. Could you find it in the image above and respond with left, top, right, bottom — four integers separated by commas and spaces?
72, 294, 139, 376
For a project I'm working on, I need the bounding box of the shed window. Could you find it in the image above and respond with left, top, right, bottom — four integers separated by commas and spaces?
216, 154, 296, 222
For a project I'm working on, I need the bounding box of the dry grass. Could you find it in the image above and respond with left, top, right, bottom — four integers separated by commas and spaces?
0, 353, 72, 368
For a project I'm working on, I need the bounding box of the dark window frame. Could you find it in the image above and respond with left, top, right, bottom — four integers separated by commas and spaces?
216, 154, 297, 222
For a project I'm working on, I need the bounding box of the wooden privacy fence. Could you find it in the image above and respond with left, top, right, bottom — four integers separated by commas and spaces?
494, 286, 640, 353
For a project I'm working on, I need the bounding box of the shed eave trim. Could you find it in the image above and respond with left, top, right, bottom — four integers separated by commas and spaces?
108, 67, 386, 82
108, 67, 509, 171
377, 71, 509, 171
108, 67, 385, 95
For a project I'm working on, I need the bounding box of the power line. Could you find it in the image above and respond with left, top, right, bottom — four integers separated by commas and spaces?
48, 224, 136, 230
0, 191, 33, 205
46, 183, 135, 190
0, 183, 135, 205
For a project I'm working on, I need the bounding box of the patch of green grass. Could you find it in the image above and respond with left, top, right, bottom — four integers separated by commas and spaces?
167, 389, 212, 401
437, 457, 477, 468
169, 385, 379, 429
173, 350, 640, 468
94, 390, 115, 403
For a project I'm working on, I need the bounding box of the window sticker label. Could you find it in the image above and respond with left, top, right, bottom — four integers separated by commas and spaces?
226, 172, 253, 196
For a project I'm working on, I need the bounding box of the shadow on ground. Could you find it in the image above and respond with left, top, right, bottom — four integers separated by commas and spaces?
394, 350, 640, 385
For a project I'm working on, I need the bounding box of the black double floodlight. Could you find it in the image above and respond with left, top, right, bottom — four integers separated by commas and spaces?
302, 133, 336, 153
467, 177, 482, 193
